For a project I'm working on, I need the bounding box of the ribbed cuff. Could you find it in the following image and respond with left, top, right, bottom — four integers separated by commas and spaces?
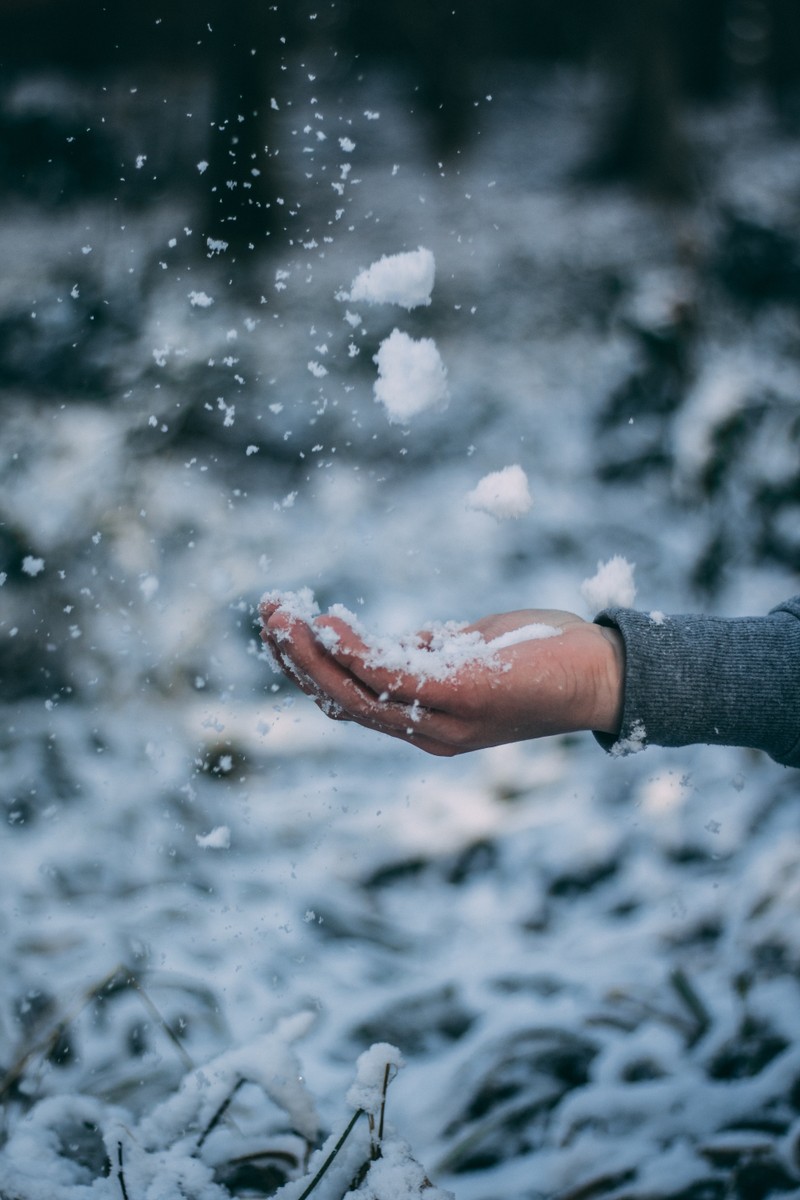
592, 600, 800, 767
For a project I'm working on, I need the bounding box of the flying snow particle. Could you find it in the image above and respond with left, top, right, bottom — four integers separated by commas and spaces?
21, 556, 45, 577
197, 160, 209, 174
140, 575, 159, 601
465, 465, 532, 519
189, 291, 214, 308
346, 247, 435, 310
339, 136, 356, 152
372, 329, 448, 424
580, 556, 637, 612
196, 825, 231, 850
307, 361, 328, 378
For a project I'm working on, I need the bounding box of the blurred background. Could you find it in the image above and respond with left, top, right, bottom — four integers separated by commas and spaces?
2, 4, 800, 1198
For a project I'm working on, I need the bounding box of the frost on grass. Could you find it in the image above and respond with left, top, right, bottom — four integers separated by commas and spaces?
465, 464, 532, 519
580, 555, 637, 612
373, 330, 448, 424
345, 247, 435, 310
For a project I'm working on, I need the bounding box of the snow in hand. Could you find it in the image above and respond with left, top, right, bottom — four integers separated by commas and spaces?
580, 555, 637, 611
345, 247, 435, 309
261, 589, 560, 684
465, 464, 532, 519
372, 329, 448, 424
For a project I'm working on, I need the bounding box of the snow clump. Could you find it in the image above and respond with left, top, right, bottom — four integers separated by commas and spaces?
196, 825, 231, 850
465, 464, 532, 519
373, 329, 448, 424
580, 555, 637, 612
21, 555, 45, 576
346, 1043, 405, 1116
346, 247, 435, 309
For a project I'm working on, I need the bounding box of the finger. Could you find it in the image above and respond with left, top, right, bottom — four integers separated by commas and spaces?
266, 611, 392, 713
338, 704, 463, 757
268, 613, 480, 754
313, 616, 452, 709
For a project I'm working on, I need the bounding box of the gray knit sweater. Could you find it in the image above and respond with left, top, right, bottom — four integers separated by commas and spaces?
594, 595, 800, 767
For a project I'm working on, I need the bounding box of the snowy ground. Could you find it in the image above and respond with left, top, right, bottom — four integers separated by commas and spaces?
2, 64, 800, 1199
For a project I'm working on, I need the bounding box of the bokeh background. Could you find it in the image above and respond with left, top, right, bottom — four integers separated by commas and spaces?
2, 3, 800, 1198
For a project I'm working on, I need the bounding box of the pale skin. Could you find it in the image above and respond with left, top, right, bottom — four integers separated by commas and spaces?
259, 601, 625, 758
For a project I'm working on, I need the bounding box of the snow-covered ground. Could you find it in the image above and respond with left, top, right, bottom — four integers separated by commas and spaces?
2, 63, 800, 1199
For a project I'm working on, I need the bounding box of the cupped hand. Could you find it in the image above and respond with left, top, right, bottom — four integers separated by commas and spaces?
259, 600, 624, 757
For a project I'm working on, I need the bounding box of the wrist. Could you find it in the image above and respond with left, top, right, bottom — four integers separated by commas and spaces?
591, 626, 625, 735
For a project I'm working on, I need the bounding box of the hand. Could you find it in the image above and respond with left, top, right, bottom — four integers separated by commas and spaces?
259, 601, 624, 757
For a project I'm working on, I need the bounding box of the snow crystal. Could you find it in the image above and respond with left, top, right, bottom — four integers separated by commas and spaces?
373, 329, 448, 424
260, 587, 321, 626
611, 719, 647, 757
346, 247, 435, 310
649, 610, 666, 625
465, 464, 532, 519
196, 826, 231, 850
21, 555, 45, 577
580, 556, 637, 612
346, 1043, 405, 1116
189, 291, 214, 308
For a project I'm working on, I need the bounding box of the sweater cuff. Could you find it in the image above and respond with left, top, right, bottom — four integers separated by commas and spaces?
592, 602, 800, 767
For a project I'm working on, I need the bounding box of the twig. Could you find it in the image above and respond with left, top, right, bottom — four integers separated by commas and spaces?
0, 963, 128, 1101
117, 1141, 130, 1200
196, 1078, 245, 1149
127, 974, 195, 1071
669, 966, 711, 1044
296, 1109, 364, 1200
377, 1062, 393, 1144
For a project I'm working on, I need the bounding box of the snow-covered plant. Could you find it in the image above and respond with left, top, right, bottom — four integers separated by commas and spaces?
0, 1001, 451, 1200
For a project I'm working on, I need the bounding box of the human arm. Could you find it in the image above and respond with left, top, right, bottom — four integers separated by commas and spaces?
259, 600, 625, 757
595, 596, 800, 767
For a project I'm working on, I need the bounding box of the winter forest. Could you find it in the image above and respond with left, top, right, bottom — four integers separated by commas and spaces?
1, 2, 800, 1197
